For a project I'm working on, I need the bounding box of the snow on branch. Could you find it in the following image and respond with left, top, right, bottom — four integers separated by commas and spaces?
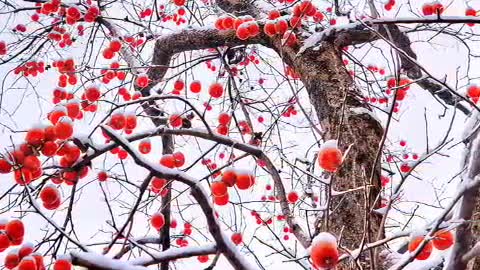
445, 111, 480, 269
71, 251, 148, 270
130, 244, 217, 266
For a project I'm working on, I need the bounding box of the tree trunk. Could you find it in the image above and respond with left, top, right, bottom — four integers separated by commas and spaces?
275, 41, 384, 269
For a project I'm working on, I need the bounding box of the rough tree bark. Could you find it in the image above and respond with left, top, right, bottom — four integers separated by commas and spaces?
272, 40, 384, 269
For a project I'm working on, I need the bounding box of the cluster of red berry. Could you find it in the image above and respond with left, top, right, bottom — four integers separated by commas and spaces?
53, 59, 78, 87
102, 40, 123, 60
13, 61, 45, 77
212, 168, 255, 205
100, 62, 127, 84
408, 230, 454, 260
422, 2, 445, 16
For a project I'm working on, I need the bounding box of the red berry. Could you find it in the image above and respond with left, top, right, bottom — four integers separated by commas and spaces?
282, 31, 298, 47
422, 4, 433, 15
139, 139, 152, 154
236, 26, 250, 40
209, 83, 224, 98
215, 18, 225, 30
110, 113, 126, 130
150, 212, 165, 230
23, 156, 40, 170
197, 255, 209, 263
222, 16, 235, 29
66, 101, 80, 118
221, 169, 237, 187
211, 181, 228, 197
4, 249, 19, 269
173, 79, 185, 91
216, 125, 229, 135
400, 163, 411, 173
231, 233, 243, 245
236, 173, 254, 190
40, 185, 60, 205
213, 193, 229, 206
5, 219, 25, 242
54, 118, 73, 140
0, 233, 10, 252
17, 256, 36, 270
310, 233, 339, 269
218, 113, 231, 125
268, 10, 281, 19
102, 48, 115, 59
0, 159, 12, 173
263, 22, 277, 36
317, 141, 343, 172
408, 236, 433, 260
190, 80, 202, 93
151, 177, 167, 191
173, 152, 185, 167
275, 20, 288, 34
247, 22, 260, 37
160, 154, 176, 168
125, 114, 137, 130
25, 128, 45, 146
109, 39, 122, 52
53, 259, 71, 270
19, 242, 34, 258
173, 0, 185, 6
136, 74, 150, 88
432, 230, 454, 250
85, 86, 101, 102
287, 191, 299, 204
467, 85, 480, 101
169, 114, 183, 128
98, 171, 108, 182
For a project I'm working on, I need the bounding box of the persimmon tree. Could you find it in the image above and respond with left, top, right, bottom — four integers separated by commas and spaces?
1, 0, 480, 269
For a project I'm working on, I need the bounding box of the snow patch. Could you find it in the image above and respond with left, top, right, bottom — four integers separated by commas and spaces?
319, 140, 338, 151
349, 107, 382, 124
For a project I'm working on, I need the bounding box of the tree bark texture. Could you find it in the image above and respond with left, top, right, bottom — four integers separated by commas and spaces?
277, 41, 384, 269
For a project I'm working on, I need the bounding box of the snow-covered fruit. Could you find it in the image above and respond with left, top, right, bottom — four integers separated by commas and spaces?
317, 140, 343, 172
53, 255, 72, 270
215, 15, 260, 40
432, 229, 454, 250
309, 232, 339, 269
212, 169, 255, 206
40, 184, 61, 210
408, 234, 433, 260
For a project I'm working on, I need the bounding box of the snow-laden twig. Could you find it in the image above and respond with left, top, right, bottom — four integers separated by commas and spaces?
71, 251, 148, 270
130, 244, 217, 266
